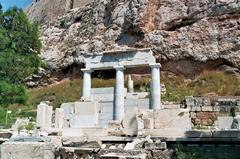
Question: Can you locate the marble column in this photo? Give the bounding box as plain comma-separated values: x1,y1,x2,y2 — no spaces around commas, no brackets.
114,66,125,120
81,68,92,99
150,63,161,109
128,75,134,93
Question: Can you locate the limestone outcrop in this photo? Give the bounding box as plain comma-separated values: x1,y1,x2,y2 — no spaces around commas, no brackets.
28,0,240,78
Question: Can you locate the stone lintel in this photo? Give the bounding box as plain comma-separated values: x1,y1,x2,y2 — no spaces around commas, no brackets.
84,49,156,70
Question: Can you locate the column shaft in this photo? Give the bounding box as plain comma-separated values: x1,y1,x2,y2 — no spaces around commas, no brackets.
128,75,134,93
82,68,92,99
114,66,125,120
150,63,161,109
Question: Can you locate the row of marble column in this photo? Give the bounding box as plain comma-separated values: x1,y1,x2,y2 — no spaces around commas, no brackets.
81,63,161,120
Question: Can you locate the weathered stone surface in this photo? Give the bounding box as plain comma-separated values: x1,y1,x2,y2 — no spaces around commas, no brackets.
185,96,195,108
36,101,53,129
126,92,149,99
137,109,154,131
124,135,153,150
139,128,187,138
144,140,167,150
218,116,234,130
153,109,191,129
49,136,62,147
55,108,64,129
122,107,138,136
9,136,51,142
84,49,155,70
1,142,56,159
231,118,240,129
192,112,216,126
61,102,74,120
70,101,99,127
62,136,88,146
202,106,213,112
107,121,124,136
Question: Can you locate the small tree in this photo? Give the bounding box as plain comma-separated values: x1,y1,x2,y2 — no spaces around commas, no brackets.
0,4,43,107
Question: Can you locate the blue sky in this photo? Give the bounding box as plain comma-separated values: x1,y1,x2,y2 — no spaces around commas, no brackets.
1,0,32,11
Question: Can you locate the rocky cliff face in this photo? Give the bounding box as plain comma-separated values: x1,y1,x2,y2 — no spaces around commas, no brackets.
29,0,240,79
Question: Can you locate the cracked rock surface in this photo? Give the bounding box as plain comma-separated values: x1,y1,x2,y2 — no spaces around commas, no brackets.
28,0,240,78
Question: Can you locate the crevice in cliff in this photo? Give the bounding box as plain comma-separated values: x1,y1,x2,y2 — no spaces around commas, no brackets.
115,25,145,46
115,7,145,46
61,63,83,78
166,18,198,31
69,0,74,9
103,0,119,28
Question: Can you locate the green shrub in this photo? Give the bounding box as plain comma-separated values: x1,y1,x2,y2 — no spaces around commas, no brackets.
0,81,28,106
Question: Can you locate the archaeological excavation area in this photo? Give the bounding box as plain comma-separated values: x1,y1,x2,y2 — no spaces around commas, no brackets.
1,49,240,159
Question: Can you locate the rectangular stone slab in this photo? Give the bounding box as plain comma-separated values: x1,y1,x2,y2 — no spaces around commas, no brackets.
125,99,150,109
150,109,191,129
84,49,155,70
36,103,46,128
62,128,107,138
74,101,98,115
91,87,114,94
1,142,56,159
70,102,99,127
218,116,234,130
61,102,74,120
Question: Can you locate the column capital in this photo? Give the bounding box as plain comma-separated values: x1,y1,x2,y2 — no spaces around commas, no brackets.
81,68,93,73
149,63,161,68
114,65,125,71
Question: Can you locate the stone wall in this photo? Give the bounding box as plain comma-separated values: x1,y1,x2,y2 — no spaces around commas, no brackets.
185,96,240,128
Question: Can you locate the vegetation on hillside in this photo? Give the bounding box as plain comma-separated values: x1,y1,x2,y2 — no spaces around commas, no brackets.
162,71,240,102
28,71,240,108
28,78,115,108
0,4,42,126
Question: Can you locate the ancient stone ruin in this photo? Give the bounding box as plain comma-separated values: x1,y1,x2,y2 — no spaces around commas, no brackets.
1,48,240,159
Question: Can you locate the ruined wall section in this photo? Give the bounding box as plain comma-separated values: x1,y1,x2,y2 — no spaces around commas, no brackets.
185,96,240,128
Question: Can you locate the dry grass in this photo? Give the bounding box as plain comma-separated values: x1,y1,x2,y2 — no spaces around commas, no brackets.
27,71,240,108
28,78,115,108
162,71,240,102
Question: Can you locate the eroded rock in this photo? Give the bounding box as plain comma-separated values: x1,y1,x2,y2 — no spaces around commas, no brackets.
26,0,240,80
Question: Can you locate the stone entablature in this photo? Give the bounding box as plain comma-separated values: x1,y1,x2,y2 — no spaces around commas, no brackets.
83,48,156,70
